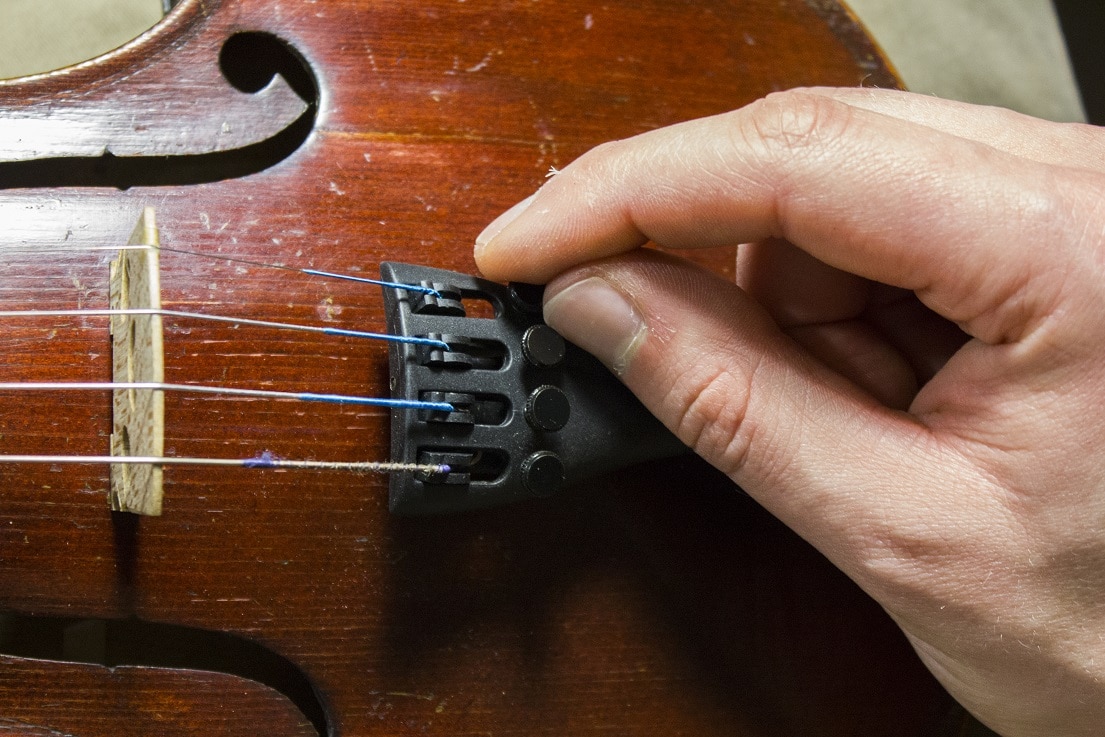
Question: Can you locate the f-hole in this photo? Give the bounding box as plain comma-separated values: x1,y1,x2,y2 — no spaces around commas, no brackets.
0,31,319,189
0,613,329,737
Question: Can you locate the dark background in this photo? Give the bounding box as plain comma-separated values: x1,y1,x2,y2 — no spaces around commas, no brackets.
1053,0,1105,124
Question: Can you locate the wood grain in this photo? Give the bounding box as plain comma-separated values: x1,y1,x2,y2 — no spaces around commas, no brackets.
0,1,965,735
0,654,316,737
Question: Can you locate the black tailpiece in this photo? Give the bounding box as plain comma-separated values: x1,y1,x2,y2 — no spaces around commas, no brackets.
380,262,687,515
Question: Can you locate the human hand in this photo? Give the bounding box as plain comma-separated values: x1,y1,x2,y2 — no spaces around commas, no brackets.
474,88,1105,737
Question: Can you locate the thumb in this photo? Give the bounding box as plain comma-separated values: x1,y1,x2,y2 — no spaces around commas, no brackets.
543,250,961,571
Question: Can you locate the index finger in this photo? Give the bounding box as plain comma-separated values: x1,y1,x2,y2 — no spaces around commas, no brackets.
475,89,1088,345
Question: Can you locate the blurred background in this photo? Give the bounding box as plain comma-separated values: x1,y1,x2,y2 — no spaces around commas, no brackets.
0,0,1101,124
1050,0,1105,123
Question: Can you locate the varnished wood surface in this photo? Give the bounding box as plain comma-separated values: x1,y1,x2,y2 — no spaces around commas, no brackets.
0,1,964,735
0,655,316,737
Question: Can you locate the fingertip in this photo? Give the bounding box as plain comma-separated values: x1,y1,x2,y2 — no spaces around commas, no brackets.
473,193,538,278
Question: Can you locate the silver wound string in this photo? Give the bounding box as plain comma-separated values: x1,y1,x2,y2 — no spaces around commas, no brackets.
0,455,449,475
0,227,440,479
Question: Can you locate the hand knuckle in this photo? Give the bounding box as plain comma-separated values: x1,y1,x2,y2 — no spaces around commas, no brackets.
666,359,758,476
737,88,856,157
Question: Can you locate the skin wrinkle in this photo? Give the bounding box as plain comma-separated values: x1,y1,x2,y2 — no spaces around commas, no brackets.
608,256,777,478
755,113,954,275
634,287,758,470
669,361,754,475
759,109,1071,342
968,169,1085,343
740,91,861,163
563,147,647,256
733,97,847,247
633,125,757,250
920,329,1093,448
671,279,777,481
922,613,1105,735
745,360,944,565
476,88,1105,734
1065,176,1105,285
975,181,1084,343
809,88,1105,171
589,138,641,215
744,367,858,504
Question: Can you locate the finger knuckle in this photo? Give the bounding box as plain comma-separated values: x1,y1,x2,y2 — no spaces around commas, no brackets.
553,138,630,207
736,89,857,160
566,138,631,182
967,175,1102,343
665,357,761,476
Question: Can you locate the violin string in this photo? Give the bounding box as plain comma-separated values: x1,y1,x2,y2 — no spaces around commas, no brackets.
0,243,441,296
0,382,454,412
0,454,449,475
155,244,443,296
0,244,449,475
0,308,449,350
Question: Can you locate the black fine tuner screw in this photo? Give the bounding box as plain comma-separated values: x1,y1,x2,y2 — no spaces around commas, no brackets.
380,261,689,516
521,450,564,497
521,324,566,367
524,385,570,431
508,282,545,313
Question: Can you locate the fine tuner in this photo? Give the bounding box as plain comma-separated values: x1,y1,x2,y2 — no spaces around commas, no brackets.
0,208,685,516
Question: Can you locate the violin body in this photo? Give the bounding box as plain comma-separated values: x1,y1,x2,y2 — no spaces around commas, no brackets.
0,1,964,734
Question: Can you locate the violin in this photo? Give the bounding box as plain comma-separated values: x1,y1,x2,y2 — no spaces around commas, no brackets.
0,1,971,734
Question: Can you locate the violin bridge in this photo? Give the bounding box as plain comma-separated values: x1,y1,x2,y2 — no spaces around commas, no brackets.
108,207,166,516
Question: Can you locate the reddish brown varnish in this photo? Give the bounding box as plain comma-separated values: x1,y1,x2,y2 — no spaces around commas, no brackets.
0,1,968,735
